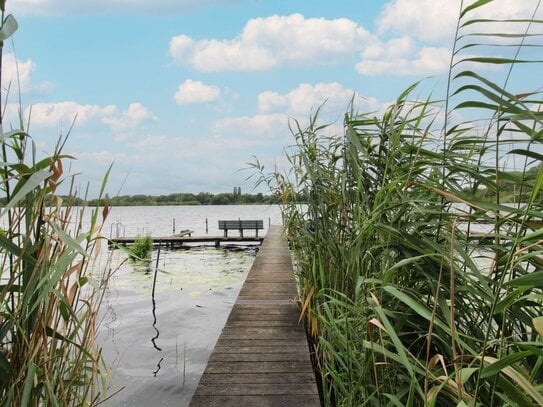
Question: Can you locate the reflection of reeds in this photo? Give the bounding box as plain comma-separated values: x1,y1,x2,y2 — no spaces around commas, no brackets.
0,8,113,405
252,1,543,405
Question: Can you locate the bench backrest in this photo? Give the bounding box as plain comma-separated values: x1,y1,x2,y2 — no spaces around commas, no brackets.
218,220,264,229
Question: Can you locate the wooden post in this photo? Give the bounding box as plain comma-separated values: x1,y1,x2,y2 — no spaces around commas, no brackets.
205,218,208,234
173,218,175,234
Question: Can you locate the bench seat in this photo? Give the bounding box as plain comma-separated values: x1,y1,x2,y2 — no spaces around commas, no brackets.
218,220,264,238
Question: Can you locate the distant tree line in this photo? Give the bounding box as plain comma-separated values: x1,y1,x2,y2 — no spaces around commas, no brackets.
0,190,308,207
83,191,282,206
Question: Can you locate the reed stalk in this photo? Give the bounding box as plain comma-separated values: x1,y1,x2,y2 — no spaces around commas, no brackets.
0,6,113,405
252,1,543,404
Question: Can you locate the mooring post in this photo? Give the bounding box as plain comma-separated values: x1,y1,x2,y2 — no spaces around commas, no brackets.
173,218,176,234
205,218,208,234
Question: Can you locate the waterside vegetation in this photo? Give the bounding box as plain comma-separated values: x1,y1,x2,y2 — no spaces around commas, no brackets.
254,1,543,405
128,235,153,263
0,5,113,405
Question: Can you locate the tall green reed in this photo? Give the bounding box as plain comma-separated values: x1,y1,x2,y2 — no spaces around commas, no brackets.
253,1,543,405
0,5,113,405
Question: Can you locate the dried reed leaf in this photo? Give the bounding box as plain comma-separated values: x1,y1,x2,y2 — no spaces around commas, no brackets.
533,316,543,337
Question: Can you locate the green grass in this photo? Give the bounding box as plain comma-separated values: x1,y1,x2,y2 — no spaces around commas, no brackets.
251,1,543,405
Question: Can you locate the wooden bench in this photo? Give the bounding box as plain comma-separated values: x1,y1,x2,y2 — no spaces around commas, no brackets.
218,219,264,238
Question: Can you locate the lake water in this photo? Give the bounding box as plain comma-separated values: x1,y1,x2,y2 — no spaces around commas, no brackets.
94,205,283,406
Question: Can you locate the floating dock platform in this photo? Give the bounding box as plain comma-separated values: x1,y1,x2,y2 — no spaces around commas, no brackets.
109,235,263,248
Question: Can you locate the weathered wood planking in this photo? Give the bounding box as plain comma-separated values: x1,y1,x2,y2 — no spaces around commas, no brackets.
189,226,320,407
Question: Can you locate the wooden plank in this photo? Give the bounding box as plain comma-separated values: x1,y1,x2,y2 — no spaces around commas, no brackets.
222,324,302,331
219,327,307,339
194,383,319,395
226,315,299,322
244,278,296,284
239,286,297,292
204,361,314,374
236,296,298,302
227,314,300,322
213,345,309,354
230,308,299,314
198,372,316,385
230,303,299,320
189,226,319,406
209,352,311,362
190,395,321,407
215,338,309,348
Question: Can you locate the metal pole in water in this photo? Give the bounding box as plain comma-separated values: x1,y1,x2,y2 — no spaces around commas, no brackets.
151,244,162,351
152,244,161,297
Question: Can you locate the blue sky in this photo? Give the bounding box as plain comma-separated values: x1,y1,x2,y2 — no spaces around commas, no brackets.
4,0,541,197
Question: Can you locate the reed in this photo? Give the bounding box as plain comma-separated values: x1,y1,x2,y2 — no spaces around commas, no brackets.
252,1,543,405
0,5,113,405
128,235,153,263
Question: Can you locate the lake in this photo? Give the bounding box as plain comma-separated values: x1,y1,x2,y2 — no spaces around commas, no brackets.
94,205,283,406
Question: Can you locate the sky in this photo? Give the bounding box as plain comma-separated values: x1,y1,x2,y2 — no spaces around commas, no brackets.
3,0,542,197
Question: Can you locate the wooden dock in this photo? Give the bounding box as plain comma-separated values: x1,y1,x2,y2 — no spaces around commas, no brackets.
189,225,320,406
109,235,263,248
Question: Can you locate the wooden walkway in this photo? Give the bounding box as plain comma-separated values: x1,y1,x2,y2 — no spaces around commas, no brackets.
109,235,263,248
190,225,320,407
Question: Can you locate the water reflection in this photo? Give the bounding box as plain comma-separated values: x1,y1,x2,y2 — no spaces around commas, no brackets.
151,295,162,352
151,246,163,354
153,357,164,377
97,238,260,406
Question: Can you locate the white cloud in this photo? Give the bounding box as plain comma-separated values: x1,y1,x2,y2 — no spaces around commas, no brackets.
377,0,543,43
362,0,543,77
209,83,386,153
258,82,380,117
169,13,372,71
212,114,289,141
77,150,128,164
101,102,158,131
357,43,451,76
361,36,415,60
174,79,221,105
27,101,116,128
377,0,458,43
2,53,52,94
24,101,157,133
